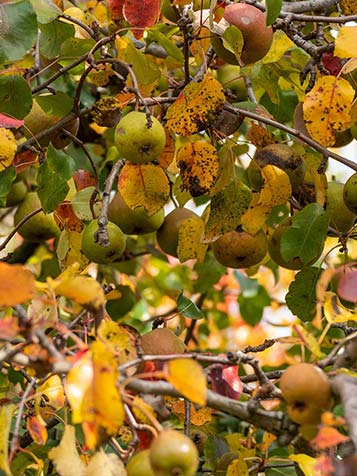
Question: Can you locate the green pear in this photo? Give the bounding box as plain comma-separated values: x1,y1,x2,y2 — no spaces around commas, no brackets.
81,219,126,264
6,181,27,207
14,192,60,242
108,191,164,234
216,65,248,101
343,173,357,214
326,181,356,234
114,111,166,164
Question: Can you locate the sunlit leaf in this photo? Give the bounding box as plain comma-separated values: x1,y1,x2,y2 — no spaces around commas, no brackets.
87,450,126,476
52,275,105,310
0,404,16,476
0,128,17,171
0,263,35,307
49,425,85,476
311,426,349,450
0,316,19,340
123,0,161,39
176,141,219,197
241,165,291,235
293,324,324,358
166,74,225,136
97,320,138,370
323,292,357,324
167,358,206,406
177,215,208,263
335,26,357,58
289,454,316,476
303,77,354,147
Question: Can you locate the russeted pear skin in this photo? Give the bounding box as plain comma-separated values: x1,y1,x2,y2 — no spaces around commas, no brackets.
280,363,332,424
212,229,267,269
141,328,186,355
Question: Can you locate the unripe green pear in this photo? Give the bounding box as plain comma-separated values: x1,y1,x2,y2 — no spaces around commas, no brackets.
108,191,164,234
127,450,156,476
156,207,198,258
343,173,357,214
81,219,126,264
114,111,166,164
149,430,199,476
326,181,356,234
216,65,248,101
212,229,267,269
14,192,60,242
6,181,27,207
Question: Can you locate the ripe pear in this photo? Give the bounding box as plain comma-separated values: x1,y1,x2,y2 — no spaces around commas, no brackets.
24,99,79,149
81,219,126,264
114,111,166,164
149,430,199,476
343,173,357,214
212,229,267,269
14,192,60,242
326,181,356,234
108,191,164,234
156,207,198,258
141,328,186,356
223,3,273,64
253,143,306,192
280,363,332,424
268,217,322,270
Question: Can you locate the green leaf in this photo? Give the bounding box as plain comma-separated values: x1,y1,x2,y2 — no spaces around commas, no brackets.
265,466,297,476
194,253,226,293
281,203,329,265
0,76,33,119
286,267,321,322
177,292,204,319
146,28,184,62
37,145,76,212
222,25,243,59
40,20,75,58
59,38,97,74
29,0,61,23
0,0,37,65
0,167,16,208
36,92,74,118
266,0,283,26
121,39,161,85
235,272,271,325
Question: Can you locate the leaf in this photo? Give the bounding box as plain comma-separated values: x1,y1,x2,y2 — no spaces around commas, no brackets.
323,292,357,324
123,0,161,39
165,74,225,136
0,404,15,476
26,415,48,445
311,426,349,450
59,38,97,74
205,180,252,242
266,0,283,25
293,324,324,358
0,128,16,171
340,0,357,14
280,203,328,265
40,19,75,58
108,0,125,19
210,365,243,400
49,425,86,476
146,27,184,62
65,341,125,450
71,187,101,222
177,291,204,319
52,275,105,310
0,263,35,306
222,26,243,58
241,165,292,235
87,450,126,476
36,92,74,118
335,26,357,58
29,0,61,23
118,163,170,215
0,167,16,208
289,454,316,476
303,77,355,147
177,215,208,263
171,401,213,426
0,76,33,120
97,320,138,369
0,114,24,129
176,141,219,197
338,270,357,303
286,268,321,322
235,272,271,326
0,0,37,65
167,358,206,406
56,230,89,271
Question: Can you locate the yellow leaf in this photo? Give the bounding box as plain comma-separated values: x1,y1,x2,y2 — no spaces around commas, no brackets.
132,396,157,425
289,454,316,476
177,215,208,263
241,165,291,235
176,141,219,196
171,400,213,426
0,262,35,307
261,30,295,64
323,291,357,324
0,128,16,171
294,324,324,358
118,163,170,215
335,26,357,58
56,230,90,271
49,425,86,476
0,404,15,476
303,77,355,147
65,341,125,450
165,74,225,136
87,450,126,476
97,321,138,371
340,0,357,14
227,458,249,476
167,358,206,406
52,275,105,310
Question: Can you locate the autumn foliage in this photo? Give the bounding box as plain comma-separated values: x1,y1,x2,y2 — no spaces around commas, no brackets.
1,0,357,475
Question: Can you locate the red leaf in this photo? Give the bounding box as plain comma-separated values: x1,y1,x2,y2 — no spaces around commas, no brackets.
123,0,161,39
0,113,24,129
338,270,357,303
108,0,125,20
321,53,343,76
210,364,242,400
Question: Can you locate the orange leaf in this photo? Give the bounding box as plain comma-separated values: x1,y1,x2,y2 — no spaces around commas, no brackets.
0,263,35,307
0,316,19,340
165,74,225,136
124,0,161,39
118,162,170,215
54,202,83,232
246,124,275,149
166,358,206,406
311,426,350,450
303,77,354,147
171,400,213,426
26,415,48,445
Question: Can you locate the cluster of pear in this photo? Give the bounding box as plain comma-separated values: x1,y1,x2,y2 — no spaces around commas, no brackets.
127,430,199,476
